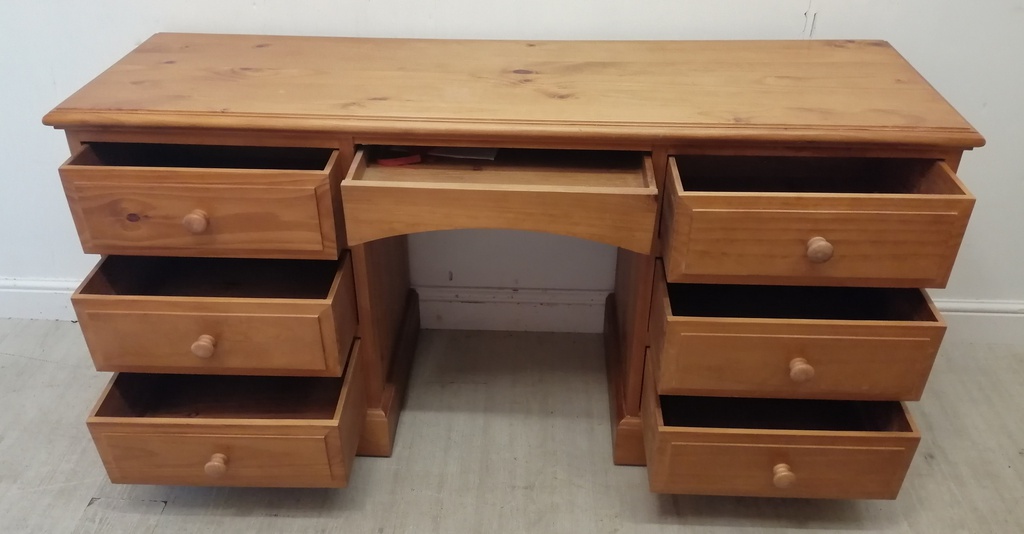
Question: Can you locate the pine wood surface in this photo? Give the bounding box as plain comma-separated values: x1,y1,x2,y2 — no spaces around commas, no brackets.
86,341,366,488
59,145,343,259
350,236,411,409
650,262,946,401
661,157,975,287
36,33,988,500
641,358,920,499
342,150,659,252
43,34,983,148
613,249,656,415
357,291,421,457
72,255,356,377
604,294,647,466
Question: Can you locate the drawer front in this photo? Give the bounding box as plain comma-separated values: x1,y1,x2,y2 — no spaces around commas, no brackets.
93,433,336,487
662,157,974,287
653,333,939,400
79,311,332,375
59,145,342,259
651,262,945,400
88,341,367,488
649,441,912,499
68,183,332,256
73,255,357,377
641,361,920,499
341,149,659,254
679,209,961,284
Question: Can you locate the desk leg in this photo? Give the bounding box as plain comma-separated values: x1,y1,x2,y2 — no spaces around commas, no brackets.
606,294,647,466
614,248,655,415
351,236,415,457
608,247,655,465
358,291,420,457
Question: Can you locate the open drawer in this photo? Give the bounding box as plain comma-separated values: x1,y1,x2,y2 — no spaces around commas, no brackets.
341,148,658,253
72,253,356,377
59,143,344,259
641,359,920,499
661,155,975,287
87,341,366,488
650,261,945,401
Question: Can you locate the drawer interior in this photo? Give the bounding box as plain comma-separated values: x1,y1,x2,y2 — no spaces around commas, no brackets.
660,396,911,432
95,373,342,420
80,256,338,299
676,155,964,194
357,146,648,188
667,283,938,322
73,142,334,170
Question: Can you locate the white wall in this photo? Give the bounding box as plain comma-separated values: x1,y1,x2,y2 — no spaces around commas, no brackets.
2,1,1022,336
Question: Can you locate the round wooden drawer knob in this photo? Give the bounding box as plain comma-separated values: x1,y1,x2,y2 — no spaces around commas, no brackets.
773,463,796,489
182,209,209,234
806,236,834,263
191,335,217,358
204,453,228,477
789,358,815,382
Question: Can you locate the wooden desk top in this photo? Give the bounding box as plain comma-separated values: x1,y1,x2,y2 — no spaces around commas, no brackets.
44,33,983,148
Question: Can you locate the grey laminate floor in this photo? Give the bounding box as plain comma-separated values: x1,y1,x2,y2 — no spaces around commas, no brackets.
0,318,1022,533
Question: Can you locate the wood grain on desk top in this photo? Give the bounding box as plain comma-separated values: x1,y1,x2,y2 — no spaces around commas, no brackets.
43,33,983,147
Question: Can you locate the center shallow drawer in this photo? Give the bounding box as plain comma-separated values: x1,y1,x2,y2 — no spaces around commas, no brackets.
59,142,343,259
340,148,658,253
641,360,920,499
72,253,356,377
661,155,974,287
87,341,366,488
650,261,945,400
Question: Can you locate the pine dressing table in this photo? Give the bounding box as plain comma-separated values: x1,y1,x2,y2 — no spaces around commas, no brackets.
43,33,981,498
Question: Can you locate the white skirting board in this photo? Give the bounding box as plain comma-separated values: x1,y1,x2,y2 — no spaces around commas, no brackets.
2,279,1022,344
418,287,1024,344
416,286,607,334
927,299,1024,345
0,278,79,321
